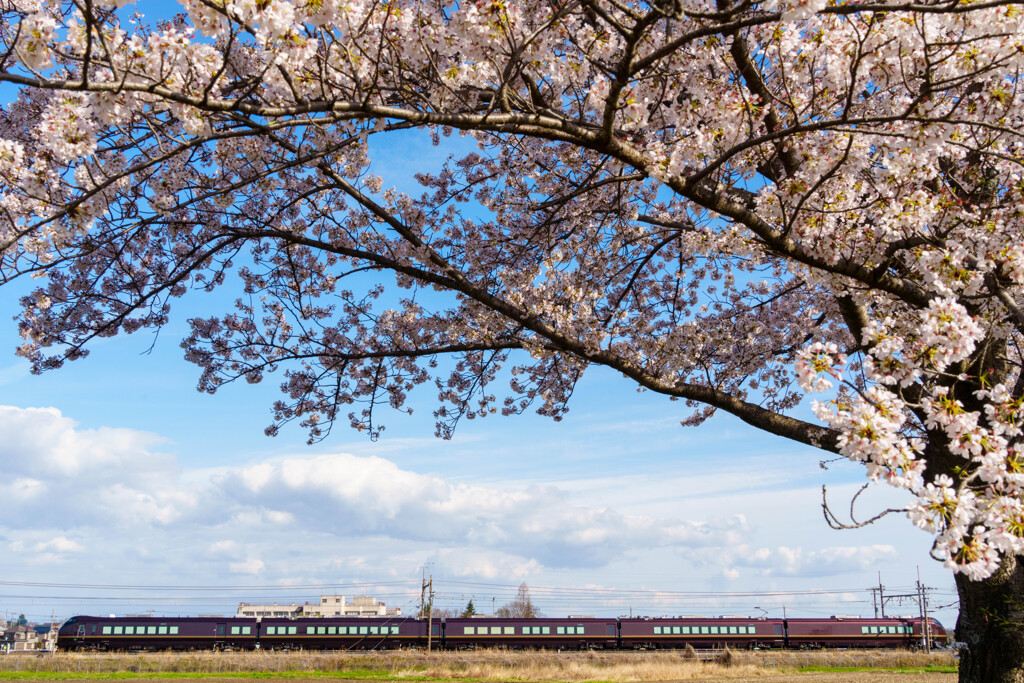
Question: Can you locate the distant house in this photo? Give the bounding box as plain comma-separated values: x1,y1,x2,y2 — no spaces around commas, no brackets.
1,624,40,651
33,625,59,651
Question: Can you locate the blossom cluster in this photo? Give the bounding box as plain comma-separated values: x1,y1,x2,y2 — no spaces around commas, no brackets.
0,0,1021,583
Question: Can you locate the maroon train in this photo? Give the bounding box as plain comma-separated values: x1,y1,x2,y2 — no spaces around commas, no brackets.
57,613,948,651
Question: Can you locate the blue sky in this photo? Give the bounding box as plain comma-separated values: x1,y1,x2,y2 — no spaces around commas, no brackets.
0,277,960,627
0,2,959,631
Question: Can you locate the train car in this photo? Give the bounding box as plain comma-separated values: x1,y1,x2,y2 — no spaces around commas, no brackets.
258,616,426,650
57,615,259,651
441,617,619,650
784,617,914,648
783,616,949,649
618,617,781,650
56,613,950,652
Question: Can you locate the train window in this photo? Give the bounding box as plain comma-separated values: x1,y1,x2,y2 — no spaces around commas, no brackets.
432,625,439,636
266,627,276,635
113,626,124,635
542,627,550,634
328,627,337,635
465,626,475,635
305,626,315,634
338,627,347,634
672,627,680,635
889,627,897,634
91,625,97,634
159,626,168,635
711,627,720,634
607,626,615,636
124,626,134,635
392,626,400,634
102,626,112,635
170,626,179,635
701,627,709,634
318,627,327,635
729,627,737,634
504,627,513,635
288,627,297,635
681,627,690,634
232,627,241,635
370,627,379,634
558,627,566,634
359,627,368,635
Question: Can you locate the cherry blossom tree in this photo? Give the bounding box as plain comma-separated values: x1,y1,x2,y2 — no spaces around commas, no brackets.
0,0,1022,678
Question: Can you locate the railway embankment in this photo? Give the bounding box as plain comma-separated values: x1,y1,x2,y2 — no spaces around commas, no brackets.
0,649,958,679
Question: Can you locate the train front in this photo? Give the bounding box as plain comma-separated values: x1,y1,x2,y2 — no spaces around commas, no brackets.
922,617,950,648
56,616,89,651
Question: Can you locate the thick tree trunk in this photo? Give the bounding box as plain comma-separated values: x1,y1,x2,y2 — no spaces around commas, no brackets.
956,554,1024,683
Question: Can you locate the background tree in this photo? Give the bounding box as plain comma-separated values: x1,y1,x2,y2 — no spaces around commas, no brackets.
0,0,1022,680
422,605,453,619
495,583,541,619
460,600,476,618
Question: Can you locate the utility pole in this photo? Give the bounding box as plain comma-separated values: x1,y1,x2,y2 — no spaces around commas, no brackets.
878,573,886,618
420,566,427,619
916,570,931,654
426,575,435,652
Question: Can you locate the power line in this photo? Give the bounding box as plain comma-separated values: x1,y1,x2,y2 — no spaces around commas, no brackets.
0,580,420,591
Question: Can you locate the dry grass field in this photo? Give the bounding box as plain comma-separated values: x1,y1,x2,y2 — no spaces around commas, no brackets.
0,649,957,681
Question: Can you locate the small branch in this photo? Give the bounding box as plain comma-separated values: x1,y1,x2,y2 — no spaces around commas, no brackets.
822,484,905,530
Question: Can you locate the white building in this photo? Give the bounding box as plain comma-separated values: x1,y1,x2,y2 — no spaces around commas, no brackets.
235,603,303,619
237,595,401,619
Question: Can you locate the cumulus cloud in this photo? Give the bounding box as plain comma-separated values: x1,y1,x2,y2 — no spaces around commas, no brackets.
0,405,199,528
699,543,900,578
0,405,913,595
213,452,749,568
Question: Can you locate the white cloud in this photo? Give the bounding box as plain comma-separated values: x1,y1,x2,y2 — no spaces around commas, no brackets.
33,537,84,553
230,558,265,575
699,543,900,578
